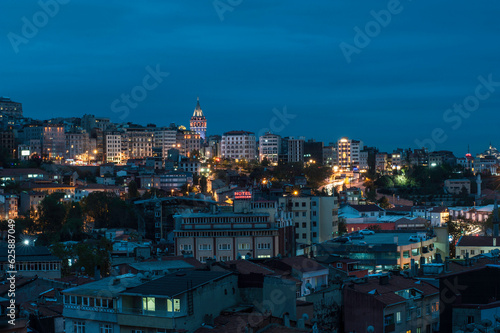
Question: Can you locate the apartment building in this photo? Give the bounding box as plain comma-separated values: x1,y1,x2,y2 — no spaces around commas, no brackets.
258,132,281,165
221,130,257,161
277,195,339,245
344,275,439,333
337,137,363,170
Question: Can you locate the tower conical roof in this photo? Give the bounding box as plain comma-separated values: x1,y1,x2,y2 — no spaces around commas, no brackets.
192,97,205,118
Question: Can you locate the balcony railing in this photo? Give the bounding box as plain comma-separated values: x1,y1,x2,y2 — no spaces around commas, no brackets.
64,304,116,313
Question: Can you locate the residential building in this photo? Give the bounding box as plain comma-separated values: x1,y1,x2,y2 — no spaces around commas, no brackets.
323,144,337,166
286,136,305,163
189,97,207,140
0,96,22,118
104,131,123,163
456,236,500,257
0,193,18,219
65,131,90,160
344,275,439,333
439,265,500,332
304,139,323,165
19,191,46,216
124,128,154,159
174,209,279,262
277,195,339,245
0,130,16,158
176,129,201,158
337,137,363,170
0,245,62,279
151,126,177,159
411,206,449,227
444,179,471,195
221,130,257,161
258,132,281,165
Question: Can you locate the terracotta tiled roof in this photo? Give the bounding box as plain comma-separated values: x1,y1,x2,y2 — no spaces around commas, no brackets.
347,275,438,306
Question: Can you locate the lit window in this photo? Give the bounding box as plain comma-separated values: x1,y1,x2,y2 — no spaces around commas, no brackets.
167,299,181,312
142,297,155,312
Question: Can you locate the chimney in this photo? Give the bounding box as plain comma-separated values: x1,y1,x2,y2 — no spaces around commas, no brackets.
494,238,497,247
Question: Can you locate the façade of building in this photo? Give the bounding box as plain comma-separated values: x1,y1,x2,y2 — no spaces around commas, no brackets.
189,97,207,141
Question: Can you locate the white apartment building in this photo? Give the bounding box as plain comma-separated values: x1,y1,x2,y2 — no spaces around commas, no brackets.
287,136,305,163
277,196,339,245
151,127,177,158
221,130,257,161
105,132,123,163
337,137,363,170
259,133,281,165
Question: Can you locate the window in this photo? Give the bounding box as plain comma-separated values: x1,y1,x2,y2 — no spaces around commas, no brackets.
257,243,271,250
302,212,306,217
426,304,430,315
396,311,401,323
218,244,231,250
403,251,410,259
142,297,155,312
470,250,475,255
295,212,299,217
407,309,411,321
199,244,211,250
336,263,343,268
180,244,192,251
312,211,317,217
167,298,181,312
302,222,307,228
74,322,85,333
132,330,144,333
82,297,90,306
99,324,113,333
384,313,394,326
302,233,306,239
426,325,431,333
416,328,421,333
416,307,422,318
238,243,250,250
295,202,299,207
302,202,306,207
312,232,317,238
220,256,231,261
467,316,474,324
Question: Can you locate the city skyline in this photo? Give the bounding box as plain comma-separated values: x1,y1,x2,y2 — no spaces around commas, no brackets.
2,1,500,155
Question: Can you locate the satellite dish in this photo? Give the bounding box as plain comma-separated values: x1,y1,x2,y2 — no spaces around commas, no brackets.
367,326,375,333
302,313,309,321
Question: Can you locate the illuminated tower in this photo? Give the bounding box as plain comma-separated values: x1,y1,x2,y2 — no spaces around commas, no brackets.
189,97,207,140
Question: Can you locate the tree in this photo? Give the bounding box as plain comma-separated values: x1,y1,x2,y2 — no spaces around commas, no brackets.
377,196,391,209
128,180,139,198
200,176,208,193
37,193,66,241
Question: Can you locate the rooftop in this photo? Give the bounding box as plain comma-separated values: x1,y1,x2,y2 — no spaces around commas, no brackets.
457,236,500,247
122,270,233,298
62,274,143,297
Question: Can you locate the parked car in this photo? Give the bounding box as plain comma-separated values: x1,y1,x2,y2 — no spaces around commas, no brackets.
332,236,351,243
359,229,375,235
349,233,365,240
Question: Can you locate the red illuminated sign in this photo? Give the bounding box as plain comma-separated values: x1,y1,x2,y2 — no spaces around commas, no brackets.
234,191,252,200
